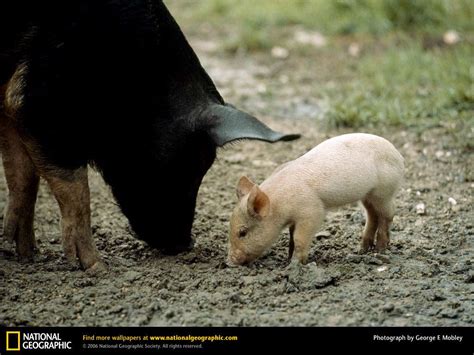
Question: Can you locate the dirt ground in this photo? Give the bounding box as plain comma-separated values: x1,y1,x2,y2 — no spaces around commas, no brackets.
1,38,473,327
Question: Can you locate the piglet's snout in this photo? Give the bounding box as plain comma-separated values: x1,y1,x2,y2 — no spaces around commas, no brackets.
226,249,247,266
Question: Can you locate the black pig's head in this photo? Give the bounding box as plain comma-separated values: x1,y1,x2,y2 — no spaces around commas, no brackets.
101,102,299,255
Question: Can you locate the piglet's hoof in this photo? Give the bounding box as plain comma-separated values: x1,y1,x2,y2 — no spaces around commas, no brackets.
286,259,306,279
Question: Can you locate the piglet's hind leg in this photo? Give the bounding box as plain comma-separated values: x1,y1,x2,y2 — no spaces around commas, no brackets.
360,200,378,253
372,199,395,252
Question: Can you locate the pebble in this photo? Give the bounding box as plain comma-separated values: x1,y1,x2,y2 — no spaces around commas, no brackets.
271,46,289,59
315,231,331,240
443,30,460,45
416,203,426,215
348,43,360,57
294,30,327,47
252,160,276,167
448,197,460,212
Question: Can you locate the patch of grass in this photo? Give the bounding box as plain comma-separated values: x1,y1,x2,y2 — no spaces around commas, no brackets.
168,0,474,51
324,43,474,128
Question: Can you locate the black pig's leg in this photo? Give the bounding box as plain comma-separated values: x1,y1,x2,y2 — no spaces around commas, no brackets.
40,167,103,271
0,119,39,260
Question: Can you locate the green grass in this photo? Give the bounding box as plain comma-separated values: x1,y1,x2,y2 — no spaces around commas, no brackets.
325,43,474,129
169,0,474,51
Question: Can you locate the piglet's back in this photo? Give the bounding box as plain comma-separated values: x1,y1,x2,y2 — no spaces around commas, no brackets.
275,133,404,208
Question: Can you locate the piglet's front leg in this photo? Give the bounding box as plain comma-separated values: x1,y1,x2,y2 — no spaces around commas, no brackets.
286,217,323,281
289,216,323,265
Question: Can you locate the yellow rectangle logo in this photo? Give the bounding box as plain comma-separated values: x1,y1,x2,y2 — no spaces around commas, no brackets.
6,331,21,351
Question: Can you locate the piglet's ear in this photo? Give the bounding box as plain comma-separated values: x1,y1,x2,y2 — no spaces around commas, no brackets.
237,176,255,200
206,104,300,147
247,185,270,219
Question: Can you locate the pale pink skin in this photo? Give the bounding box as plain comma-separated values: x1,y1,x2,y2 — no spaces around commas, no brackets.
228,133,404,266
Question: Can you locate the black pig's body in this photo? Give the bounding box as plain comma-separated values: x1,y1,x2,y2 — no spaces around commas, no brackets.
0,0,298,261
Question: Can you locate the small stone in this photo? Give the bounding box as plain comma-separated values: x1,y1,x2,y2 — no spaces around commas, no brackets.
416,203,426,215
376,266,388,272
285,282,298,293
315,231,331,240
443,30,460,45
252,160,276,167
435,150,444,158
294,30,327,48
271,46,289,59
382,303,394,312
448,197,457,206
348,43,360,57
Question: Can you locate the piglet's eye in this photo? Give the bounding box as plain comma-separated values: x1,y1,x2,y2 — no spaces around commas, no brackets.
238,228,248,238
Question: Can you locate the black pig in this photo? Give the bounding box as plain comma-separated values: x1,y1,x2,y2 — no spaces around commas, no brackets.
0,0,299,270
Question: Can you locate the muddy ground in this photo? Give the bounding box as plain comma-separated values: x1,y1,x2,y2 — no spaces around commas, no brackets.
1,37,473,327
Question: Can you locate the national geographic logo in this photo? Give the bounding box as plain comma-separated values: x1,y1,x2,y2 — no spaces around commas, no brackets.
6,332,20,351
5,331,72,351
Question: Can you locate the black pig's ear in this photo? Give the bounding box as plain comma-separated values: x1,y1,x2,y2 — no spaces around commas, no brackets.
205,104,301,147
